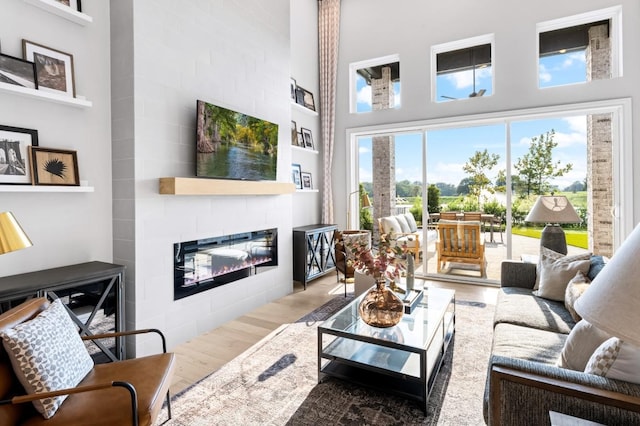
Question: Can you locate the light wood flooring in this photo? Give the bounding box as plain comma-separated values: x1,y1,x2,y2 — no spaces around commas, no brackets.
168,273,499,395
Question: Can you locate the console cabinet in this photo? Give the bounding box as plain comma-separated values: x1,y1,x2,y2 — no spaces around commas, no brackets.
0,261,125,362
293,224,337,288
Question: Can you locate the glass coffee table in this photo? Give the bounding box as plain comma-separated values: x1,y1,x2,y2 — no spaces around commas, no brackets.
317,286,455,414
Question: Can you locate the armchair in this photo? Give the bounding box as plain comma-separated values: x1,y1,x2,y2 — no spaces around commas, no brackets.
0,297,175,426
436,220,486,277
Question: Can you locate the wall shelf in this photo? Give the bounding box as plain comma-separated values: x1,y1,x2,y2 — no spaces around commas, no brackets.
296,189,319,193
292,145,319,155
0,185,94,193
291,101,318,116
159,177,295,195
22,0,93,25
0,82,92,108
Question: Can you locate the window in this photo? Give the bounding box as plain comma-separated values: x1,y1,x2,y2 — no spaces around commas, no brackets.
432,34,494,103
537,6,622,88
349,55,400,113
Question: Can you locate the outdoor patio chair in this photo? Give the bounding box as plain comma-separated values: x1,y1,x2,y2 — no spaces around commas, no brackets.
436,220,486,277
439,211,460,221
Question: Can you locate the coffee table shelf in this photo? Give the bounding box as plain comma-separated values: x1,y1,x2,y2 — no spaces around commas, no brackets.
318,286,455,414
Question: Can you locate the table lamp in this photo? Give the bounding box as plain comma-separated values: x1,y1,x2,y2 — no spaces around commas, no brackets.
0,211,32,254
575,223,640,346
525,195,581,255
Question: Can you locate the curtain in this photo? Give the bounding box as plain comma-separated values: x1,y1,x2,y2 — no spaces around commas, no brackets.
318,0,340,224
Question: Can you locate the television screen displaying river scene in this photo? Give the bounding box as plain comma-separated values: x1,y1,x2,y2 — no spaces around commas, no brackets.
196,100,278,181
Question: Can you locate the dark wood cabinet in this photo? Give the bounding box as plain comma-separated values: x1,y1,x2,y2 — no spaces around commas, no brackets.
293,224,337,288
0,261,125,362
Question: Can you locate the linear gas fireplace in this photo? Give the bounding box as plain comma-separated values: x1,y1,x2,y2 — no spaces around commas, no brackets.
173,228,277,300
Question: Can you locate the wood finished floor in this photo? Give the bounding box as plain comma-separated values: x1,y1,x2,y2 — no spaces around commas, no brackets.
168,274,499,395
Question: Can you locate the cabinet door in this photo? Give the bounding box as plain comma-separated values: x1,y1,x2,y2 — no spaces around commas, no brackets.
321,229,336,270
306,232,323,278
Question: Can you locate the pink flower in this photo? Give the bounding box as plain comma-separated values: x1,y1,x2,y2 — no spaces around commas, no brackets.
348,233,408,281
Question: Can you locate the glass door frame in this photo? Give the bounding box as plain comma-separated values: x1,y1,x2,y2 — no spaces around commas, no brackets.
345,98,633,283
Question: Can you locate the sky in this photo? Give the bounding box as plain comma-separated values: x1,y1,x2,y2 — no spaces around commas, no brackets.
356,50,590,193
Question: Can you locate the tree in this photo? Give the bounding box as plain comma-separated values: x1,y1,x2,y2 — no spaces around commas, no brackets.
427,184,440,213
514,130,573,196
456,177,472,195
435,182,457,196
462,149,500,205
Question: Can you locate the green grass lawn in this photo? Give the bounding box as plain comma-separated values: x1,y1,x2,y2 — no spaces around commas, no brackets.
512,226,588,249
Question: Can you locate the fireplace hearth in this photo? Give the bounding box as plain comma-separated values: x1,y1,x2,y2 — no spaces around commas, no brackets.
173,228,277,300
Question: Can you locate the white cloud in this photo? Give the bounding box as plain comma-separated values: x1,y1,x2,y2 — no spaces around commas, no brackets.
359,146,371,155
539,64,552,83
359,167,371,182
357,85,372,107
562,51,586,69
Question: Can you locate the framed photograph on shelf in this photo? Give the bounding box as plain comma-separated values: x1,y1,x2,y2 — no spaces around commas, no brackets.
0,125,38,185
291,163,302,190
0,53,37,89
29,147,79,186
297,132,304,147
291,120,298,146
22,40,75,97
290,77,297,101
301,127,314,149
53,0,82,12
301,172,312,190
299,87,315,111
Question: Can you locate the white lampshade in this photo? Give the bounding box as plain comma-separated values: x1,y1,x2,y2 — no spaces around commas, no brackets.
575,223,640,346
0,211,32,254
525,195,581,224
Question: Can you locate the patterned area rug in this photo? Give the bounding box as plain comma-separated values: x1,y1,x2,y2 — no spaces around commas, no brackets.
156,294,495,426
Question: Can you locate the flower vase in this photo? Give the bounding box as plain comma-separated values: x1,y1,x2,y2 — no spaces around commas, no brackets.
358,279,404,327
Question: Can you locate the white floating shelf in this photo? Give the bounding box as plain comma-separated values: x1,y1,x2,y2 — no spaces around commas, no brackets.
292,145,319,155
0,82,92,108
159,177,295,195
296,189,319,193
291,101,318,116
0,185,94,193
22,0,93,25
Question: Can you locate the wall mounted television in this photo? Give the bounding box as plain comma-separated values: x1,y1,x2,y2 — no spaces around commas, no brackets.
196,99,278,181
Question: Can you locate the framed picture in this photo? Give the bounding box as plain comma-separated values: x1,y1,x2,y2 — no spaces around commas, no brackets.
29,147,79,186
291,163,302,190
291,120,298,146
301,127,314,149
296,132,304,147
301,172,312,190
22,40,75,97
0,53,37,90
301,87,315,111
53,0,82,12
295,86,305,106
290,77,297,101
0,125,38,185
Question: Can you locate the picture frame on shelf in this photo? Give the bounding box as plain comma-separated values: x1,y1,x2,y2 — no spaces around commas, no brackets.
0,125,38,185
29,147,79,186
0,53,37,90
297,132,304,147
290,77,297,101
53,0,82,12
291,120,298,146
301,127,314,149
295,86,305,106
22,40,75,98
291,163,302,190
301,172,312,190
299,87,315,111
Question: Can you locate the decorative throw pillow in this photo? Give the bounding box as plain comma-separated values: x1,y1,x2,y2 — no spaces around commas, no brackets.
404,213,418,232
533,247,591,301
395,214,411,233
534,246,565,290
558,320,612,371
0,299,94,419
587,255,608,281
585,337,640,384
564,270,591,322
380,216,402,236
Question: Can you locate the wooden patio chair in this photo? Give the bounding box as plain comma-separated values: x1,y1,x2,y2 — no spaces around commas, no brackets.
462,211,482,221
436,221,486,277
439,211,460,221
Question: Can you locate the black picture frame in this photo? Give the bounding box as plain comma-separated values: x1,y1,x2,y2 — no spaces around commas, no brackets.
290,77,297,101
29,147,80,186
0,125,38,185
301,172,312,190
291,120,298,146
301,127,314,149
295,86,305,106
291,163,302,190
0,53,37,90
23,39,76,98
53,0,81,11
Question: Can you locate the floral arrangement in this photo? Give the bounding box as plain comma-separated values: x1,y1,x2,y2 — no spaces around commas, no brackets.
347,233,408,282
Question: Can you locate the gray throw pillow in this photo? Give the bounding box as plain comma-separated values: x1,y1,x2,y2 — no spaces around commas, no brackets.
533,247,591,301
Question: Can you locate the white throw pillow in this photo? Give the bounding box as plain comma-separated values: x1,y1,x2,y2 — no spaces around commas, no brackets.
395,215,411,233
380,216,402,236
558,320,612,371
585,337,640,384
564,270,591,322
0,299,94,419
404,213,418,232
533,247,591,301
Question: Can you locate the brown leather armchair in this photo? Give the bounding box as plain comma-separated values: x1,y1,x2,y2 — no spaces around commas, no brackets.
0,297,175,426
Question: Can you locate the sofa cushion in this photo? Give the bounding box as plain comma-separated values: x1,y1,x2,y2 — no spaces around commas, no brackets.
558,319,612,371
380,216,402,235
403,213,418,232
587,255,608,281
492,323,567,365
395,214,411,233
585,337,640,384
396,235,419,248
564,271,590,322
494,287,576,334
534,247,591,301
0,299,94,419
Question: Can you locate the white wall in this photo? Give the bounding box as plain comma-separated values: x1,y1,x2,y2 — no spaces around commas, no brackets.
111,0,296,355
333,0,640,229
0,1,113,275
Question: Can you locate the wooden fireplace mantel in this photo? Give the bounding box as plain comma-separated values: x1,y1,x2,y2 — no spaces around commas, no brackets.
159,177,295,195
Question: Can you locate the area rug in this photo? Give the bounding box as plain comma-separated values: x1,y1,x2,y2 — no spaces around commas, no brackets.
156,294,495,426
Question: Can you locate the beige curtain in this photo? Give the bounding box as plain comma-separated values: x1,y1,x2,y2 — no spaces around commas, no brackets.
318,0,340,224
